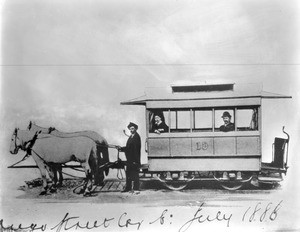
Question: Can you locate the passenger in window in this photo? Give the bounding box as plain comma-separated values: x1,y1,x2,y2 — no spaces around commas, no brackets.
152,114,169,134
249,109,258,130
220,111,235,132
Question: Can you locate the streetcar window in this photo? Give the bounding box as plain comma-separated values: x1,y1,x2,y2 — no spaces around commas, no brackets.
170,111,176,129
149,110,169,133
214,109,235,132
170,110,191,132
237,108,258,131
193,110,213,132
148,108,258,133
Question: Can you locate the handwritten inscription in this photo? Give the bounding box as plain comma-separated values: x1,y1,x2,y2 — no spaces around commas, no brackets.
242,201,282,222
0,201,283,232
51,213,114,232
118,213,143,230
0,220,47,232
179,202,232,232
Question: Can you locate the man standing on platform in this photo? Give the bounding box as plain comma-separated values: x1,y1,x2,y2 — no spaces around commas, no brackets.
118,122,141,192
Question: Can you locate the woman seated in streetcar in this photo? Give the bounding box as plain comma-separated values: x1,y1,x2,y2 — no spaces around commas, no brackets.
151,113,169,134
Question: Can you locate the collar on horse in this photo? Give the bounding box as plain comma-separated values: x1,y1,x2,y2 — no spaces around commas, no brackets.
24,131,39,152
24,132,50,165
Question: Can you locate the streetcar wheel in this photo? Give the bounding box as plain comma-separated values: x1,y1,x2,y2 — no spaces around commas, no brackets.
219,182,244,191
163,181,189,191
156,174,194,191
213,173,253,191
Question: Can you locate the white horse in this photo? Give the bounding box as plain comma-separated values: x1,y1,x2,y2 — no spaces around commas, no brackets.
27,121,110,185
10,128,98,196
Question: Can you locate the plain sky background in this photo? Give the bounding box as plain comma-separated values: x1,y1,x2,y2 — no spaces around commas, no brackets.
0,0,300,231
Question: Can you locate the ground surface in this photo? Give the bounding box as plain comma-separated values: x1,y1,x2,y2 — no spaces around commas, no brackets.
16,177,278,206
1,176,299,232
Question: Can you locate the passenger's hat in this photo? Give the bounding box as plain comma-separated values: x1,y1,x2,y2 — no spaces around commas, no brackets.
221,111,232,118
127,122,138,129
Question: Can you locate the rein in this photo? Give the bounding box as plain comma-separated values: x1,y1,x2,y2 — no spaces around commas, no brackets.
30,148,51,166
25,132,39,151
7,153,31,168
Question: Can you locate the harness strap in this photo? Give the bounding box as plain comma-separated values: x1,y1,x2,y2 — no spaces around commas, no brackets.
26,132,39,151
7,153,31,168
30,149,50,166
61,163,85,173
96,143,120,149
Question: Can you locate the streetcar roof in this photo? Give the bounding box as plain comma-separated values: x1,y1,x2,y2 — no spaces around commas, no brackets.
121,83,291,106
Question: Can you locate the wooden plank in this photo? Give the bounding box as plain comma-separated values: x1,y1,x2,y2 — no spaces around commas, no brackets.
148,138,170,156
214,137,236,155
8,165,83,169
100,181,113,191
148,131,260,138
170,138,191,157
237,137,260,154
148,158,260,171
146,98,261,108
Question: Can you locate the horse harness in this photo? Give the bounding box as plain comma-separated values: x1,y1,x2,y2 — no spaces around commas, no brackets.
11,130,126,179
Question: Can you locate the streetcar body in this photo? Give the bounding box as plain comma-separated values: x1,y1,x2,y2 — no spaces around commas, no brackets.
121,83,291,189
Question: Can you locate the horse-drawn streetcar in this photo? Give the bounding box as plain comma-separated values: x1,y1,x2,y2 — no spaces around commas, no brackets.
121,82,291,190
9,82,291,193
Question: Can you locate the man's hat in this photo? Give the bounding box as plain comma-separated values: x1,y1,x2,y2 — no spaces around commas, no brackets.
127,122,138,129
221,111,232,118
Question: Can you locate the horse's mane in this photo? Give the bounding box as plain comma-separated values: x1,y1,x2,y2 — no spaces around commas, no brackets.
29,121,95,134
28,121,56,134
28,121,108,144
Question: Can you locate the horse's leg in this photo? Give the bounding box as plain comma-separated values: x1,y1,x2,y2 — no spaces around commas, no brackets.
52,165,58,186
96,157,105,186
79,161,93,196
91,147,104,187
57,164,63,187
83,148,99,196
94,146,103,185
74,162,90,195
32,158,49,195
85,168,93,196
102,146,110,176
45,164,57,193
50,164,63,188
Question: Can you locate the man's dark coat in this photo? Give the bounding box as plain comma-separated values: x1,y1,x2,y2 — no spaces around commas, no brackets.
121,132,141,191
122,132,141,166
220,122,235,132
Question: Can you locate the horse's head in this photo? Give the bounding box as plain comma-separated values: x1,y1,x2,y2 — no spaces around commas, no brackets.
10,129,41,154
10,128,21,154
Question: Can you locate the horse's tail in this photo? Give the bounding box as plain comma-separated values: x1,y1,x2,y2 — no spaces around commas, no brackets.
90,143,105,186
96,143,110,176
101,144,110,164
